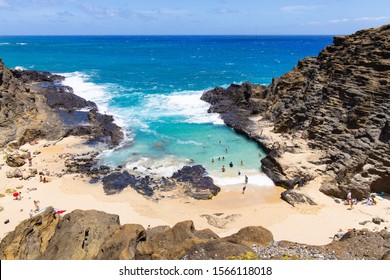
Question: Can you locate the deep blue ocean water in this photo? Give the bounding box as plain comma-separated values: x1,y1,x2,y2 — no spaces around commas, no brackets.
0,35,333,186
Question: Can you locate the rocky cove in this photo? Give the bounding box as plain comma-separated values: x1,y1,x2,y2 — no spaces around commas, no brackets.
201,24,390,202
0,24,389,260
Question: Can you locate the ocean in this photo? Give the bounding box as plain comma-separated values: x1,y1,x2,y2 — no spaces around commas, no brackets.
0,35,333,187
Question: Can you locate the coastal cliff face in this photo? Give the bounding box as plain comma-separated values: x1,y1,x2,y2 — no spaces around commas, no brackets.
0,207,388,260
202,24,390,200
0,59,123,149
0,59,65,148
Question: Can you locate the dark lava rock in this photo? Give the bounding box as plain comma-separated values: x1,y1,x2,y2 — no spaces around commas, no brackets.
43,84,96,111
102,171,154,196
171,165,221,199
102,171,133,195
281,189,316,207
201,24,390,200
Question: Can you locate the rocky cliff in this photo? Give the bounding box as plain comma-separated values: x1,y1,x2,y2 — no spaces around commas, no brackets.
0,207,388,260
0,59,65,148
0,59,123,149
201,24,390,200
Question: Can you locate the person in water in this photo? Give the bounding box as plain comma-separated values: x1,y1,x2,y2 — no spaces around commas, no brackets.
222,166,226,172
229,162,233,168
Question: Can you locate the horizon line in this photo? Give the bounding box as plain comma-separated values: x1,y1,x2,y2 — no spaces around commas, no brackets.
0,34,338,37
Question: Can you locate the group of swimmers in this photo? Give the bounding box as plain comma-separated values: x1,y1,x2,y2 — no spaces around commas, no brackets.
210,142,253,194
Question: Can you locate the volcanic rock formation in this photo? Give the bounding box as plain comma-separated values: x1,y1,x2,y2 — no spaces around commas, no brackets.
0,60,123,149
201,24,390,200
0,207,388,260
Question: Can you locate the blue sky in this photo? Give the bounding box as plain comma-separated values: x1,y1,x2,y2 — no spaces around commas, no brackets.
0,0,389,35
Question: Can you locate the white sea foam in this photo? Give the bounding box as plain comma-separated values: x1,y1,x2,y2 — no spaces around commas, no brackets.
125,155,190,177
15,66,27,71
60,72,110,111
0,42,10,45
60,72,127,127
142,90,224,125
16,43,27,46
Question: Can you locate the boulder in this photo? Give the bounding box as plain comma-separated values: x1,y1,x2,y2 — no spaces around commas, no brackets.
280,189,316,207
171,165,221,199
6,169,23,178
5,154,26,167
96,224,145,260
222,226,274,247
0,207,60,260
40,210,120,260
135,220,218,260
102,171,154,196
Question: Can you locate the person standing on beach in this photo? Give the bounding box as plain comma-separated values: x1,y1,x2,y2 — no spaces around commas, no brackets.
245,175,248,184
222,166,226,172
242,185,246,194
347,190,353,210
34,200,40,212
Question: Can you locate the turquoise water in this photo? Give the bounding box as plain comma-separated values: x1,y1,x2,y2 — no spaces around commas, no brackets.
0,36,333,186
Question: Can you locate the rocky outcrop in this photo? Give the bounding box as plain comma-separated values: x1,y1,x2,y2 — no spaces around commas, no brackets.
0,58,65,148
40,209,120,260
0,207,60,260
280,189,316,207
1,208,388,260
102,171,154,196
0,59,123,149
201,24,390,200
101,165,220,200
171,165,221,199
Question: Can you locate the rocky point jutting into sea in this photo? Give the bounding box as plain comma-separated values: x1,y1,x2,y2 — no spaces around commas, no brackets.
0,25,389,260
202,24,390,201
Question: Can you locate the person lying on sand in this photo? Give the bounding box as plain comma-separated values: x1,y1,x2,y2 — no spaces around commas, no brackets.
333,229,345,240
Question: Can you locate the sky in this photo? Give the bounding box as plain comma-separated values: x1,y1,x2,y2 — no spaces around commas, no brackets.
0,0,389,35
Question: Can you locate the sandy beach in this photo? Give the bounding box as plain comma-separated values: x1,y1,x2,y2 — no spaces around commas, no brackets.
0,136,389,246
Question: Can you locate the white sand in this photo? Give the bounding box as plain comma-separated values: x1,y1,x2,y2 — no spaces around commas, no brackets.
0,136,389,246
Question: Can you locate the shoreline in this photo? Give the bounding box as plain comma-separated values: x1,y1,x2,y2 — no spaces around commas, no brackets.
1,136,389,246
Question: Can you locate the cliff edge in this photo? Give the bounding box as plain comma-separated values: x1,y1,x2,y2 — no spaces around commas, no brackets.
0,59,123,149
202,24,390,200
